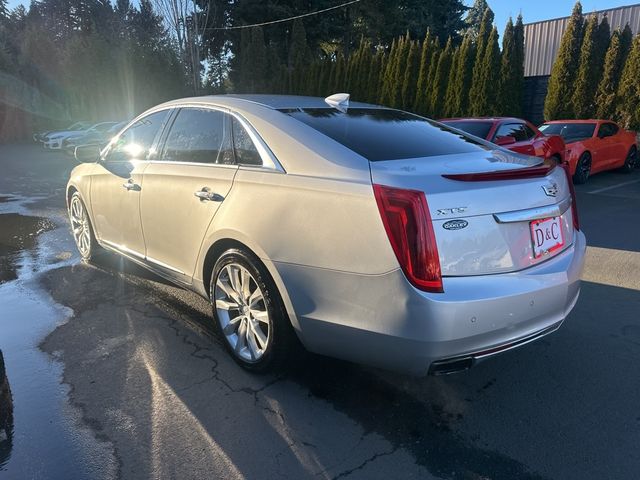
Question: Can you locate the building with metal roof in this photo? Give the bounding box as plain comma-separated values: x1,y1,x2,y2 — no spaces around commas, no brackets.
522,2,640,124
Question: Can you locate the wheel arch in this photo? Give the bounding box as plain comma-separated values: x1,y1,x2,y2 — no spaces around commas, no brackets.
66,184,78,208
199,235,304,339
66,181,100,243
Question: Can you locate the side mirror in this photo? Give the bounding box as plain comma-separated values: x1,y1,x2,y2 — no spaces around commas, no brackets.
495,135,517,146
74,144,101,163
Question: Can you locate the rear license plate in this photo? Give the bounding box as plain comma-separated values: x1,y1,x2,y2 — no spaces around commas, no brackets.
530,217,564,258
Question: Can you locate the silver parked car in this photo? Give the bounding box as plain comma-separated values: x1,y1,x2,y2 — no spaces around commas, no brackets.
67,94,586,375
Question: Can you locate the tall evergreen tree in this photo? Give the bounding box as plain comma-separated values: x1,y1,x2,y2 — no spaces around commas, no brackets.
430,37,453,118
389,33,410,108
463,0,489,39
423,38,441,115
471,26,500,116
513,14,525,114
354,40,373,101
450,33,475,116
595,29,625,119
499,17,522,116
289,19,311,94
468,7,494,115
443,44,461,117
379,38,398,104
413,30,432,114
250,26,267,93
366,48,384,103
616,33,640,129
401,40,419,110
544,1,584,120
620,23,634,56
572,14,609,118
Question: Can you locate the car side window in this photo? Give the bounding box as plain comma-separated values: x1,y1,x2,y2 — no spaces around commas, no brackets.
598,123,618,138
523,124,537,140
105,110,169,162
161,108,235,165
231,117,263,166
605,123,618,137
495,123,527,142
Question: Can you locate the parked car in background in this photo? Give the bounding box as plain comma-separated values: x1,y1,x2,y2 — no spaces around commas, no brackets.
440,117,566,164
539,120,638,184
33,121,91,143
67,94,585,376
63,121,125,156
44,121,117,150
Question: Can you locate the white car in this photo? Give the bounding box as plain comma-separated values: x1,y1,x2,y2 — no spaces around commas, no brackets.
67,94,586,375
44,122,117,150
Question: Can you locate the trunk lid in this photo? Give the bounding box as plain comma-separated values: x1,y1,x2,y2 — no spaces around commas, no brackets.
370,149,575,276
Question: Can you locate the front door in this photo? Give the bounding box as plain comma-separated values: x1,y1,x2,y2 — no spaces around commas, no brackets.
90,109,171,258
593,122,621,169
139,107,238,280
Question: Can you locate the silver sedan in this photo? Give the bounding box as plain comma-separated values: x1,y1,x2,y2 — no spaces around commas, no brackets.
67,94,586,375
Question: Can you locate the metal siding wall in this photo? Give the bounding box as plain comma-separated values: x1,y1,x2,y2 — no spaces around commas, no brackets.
524,4,640,77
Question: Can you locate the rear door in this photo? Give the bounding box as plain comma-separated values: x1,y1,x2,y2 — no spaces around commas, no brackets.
90,109,170,258
139,106,238,282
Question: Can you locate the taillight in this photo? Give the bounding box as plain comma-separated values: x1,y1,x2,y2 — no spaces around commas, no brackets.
373,184,443,293
560,163,580,230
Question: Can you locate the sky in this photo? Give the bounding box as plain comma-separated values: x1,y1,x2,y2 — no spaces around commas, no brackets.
5,0,637,32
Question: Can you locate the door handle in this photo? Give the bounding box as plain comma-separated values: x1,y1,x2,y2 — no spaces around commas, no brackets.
122,179,140,191
194,188,224,202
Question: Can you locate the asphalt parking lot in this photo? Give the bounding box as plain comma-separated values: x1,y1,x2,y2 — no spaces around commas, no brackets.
0,144,639,480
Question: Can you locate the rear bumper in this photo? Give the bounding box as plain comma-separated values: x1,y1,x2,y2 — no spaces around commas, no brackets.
277,230,586,376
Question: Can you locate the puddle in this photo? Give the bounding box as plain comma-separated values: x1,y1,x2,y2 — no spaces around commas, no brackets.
0,207,117,479
0,213,55,283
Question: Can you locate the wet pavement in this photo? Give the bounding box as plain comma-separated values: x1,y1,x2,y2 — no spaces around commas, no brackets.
0,144,639,479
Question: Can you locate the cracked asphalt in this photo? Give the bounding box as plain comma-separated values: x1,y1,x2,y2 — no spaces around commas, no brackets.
1,144,639,479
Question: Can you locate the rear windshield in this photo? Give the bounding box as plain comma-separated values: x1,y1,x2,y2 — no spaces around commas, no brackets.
539,123,596,142
441,121,493,140
280,108,489,161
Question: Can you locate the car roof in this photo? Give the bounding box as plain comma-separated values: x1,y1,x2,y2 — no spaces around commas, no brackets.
156,94,381,111
542,119,604,124
441,117,526,123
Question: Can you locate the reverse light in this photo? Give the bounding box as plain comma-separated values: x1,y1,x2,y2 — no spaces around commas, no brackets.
373,184,443,293
560,163,580,230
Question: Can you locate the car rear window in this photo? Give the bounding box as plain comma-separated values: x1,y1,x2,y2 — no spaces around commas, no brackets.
280,108,489,161
539,123,596,142
441,121,493,140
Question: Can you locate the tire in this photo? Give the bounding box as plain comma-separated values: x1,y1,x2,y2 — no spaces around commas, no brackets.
620,146,638,174
210,248,294,372
573,152,591,184
68,192,100,262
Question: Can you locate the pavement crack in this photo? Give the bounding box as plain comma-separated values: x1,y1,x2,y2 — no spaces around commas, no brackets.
329,446,399,480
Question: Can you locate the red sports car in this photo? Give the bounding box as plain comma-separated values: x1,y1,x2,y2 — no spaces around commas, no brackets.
538,120,638,184
440,117,566,163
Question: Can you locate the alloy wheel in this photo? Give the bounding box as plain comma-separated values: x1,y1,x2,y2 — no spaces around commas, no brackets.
580,155,591,177
629,148,638,169
214,263,271,362
69,195,91,258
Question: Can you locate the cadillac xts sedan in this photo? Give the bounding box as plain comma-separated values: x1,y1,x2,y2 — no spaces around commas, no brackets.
67,94,586,375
